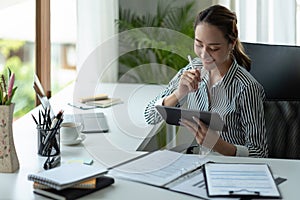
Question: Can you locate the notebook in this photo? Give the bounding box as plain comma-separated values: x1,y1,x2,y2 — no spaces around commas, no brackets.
28,163,108,190
33,178,97,189
85,98,123,108
33,176,114,200
33,74,109,133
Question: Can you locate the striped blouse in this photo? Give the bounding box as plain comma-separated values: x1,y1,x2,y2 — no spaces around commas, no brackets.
144,58,268,158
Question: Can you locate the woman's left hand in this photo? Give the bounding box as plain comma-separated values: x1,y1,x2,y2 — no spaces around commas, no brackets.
179,116,220,149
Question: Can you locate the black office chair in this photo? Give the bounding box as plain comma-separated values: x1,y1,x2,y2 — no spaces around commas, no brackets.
244,42,300,159
263,101,300,159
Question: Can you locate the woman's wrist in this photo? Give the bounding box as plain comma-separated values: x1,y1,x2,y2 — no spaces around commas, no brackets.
213,138,237,156
163,90,184,106
173,89,186,101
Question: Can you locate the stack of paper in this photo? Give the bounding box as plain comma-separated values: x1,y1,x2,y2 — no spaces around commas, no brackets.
109,150,208,187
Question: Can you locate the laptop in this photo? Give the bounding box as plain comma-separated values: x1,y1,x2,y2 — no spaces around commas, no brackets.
33,75,109,133
63,112,109,133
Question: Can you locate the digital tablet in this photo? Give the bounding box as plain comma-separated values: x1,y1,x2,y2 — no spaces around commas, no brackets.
155,105,227,131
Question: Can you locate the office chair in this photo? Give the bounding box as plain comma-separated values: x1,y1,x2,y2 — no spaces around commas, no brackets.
245,42,300,159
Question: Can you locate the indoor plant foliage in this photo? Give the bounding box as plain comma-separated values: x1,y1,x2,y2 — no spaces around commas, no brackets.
117,0,196,83
117,0,196,149
0,67,17,105
0,67,19,173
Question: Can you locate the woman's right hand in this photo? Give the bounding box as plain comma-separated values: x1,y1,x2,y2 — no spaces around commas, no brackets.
174,69,201,100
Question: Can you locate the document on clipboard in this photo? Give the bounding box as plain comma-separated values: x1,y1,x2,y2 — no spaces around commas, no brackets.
155,105,227,131
203,162,281,198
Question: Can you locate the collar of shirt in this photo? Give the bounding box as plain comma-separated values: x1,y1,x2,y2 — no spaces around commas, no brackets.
219,59,239,89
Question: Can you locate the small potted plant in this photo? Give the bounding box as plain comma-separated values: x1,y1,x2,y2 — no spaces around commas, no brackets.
0,67,19,173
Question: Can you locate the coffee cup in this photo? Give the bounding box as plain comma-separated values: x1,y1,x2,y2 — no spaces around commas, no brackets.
60,122,83,144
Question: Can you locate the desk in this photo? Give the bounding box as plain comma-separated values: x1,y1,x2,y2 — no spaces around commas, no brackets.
1,83,299,199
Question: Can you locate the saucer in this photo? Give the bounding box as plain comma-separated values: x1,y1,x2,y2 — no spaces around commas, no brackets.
62,135,86,146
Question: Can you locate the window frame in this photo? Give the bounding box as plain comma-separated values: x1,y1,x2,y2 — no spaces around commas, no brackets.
35,0,51,104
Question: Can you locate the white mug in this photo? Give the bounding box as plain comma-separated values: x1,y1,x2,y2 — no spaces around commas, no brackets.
60,122,83,143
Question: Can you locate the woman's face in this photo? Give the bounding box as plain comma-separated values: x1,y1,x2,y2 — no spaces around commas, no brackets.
194,22,233,71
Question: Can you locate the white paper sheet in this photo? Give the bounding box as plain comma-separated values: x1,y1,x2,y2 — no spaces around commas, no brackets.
167,169,234,200
109,150,208,187
204,163,281,198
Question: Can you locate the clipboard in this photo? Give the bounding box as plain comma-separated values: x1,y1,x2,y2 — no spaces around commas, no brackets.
155,105,227,131
203,162,282,199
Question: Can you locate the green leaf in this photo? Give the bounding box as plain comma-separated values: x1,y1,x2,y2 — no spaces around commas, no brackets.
7,67,11,79
5,86,17,105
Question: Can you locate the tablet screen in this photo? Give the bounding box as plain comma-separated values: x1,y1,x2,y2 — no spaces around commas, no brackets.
155,105,227,131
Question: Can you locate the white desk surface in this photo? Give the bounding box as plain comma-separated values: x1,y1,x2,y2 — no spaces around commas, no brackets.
1,83,299,199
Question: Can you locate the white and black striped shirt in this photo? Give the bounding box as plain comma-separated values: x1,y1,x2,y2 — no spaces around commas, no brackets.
144,58,268,158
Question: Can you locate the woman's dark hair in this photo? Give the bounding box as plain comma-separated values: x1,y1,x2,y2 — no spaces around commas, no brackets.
194,5,251,71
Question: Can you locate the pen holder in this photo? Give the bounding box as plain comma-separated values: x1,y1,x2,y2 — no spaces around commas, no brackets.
37,125,60,157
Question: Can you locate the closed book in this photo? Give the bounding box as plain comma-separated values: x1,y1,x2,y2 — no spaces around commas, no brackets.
34,178,97,190
28,163,107,190
79,94,108,103
33,176,114,200
85,98,122,108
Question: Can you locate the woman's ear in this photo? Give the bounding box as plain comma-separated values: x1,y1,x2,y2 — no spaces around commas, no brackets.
231,40,237,50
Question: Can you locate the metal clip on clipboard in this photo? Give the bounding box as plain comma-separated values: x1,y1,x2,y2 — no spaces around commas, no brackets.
229,189,260,196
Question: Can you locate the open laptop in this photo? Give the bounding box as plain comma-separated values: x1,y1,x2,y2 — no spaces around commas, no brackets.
33,75,109,133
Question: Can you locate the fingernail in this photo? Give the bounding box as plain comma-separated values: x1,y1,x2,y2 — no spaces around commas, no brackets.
179,118,185,124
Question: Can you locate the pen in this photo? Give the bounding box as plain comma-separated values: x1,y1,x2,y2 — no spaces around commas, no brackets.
188,55,203,70
188,55,195,68
31,114,38,125
50,110,64,129
46,108,51,128
42,108,48,129
67,102,96,110
38,110,41,125
41,121,62,156
41,111,64,155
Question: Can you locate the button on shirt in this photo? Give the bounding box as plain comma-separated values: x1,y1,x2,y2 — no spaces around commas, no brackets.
144,58,268,158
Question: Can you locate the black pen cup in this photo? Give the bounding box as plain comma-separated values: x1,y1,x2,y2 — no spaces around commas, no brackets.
37,125,60,157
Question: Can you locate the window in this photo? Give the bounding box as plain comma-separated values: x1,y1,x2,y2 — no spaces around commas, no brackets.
0,0,77,119
235,0,298,45
50,0,77,95
297,0,300,44
0,0,36,119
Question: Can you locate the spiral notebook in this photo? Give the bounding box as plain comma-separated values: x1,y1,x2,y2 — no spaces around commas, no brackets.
28,163,108,190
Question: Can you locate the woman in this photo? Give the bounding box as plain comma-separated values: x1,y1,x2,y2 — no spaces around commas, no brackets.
144,5,268,158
